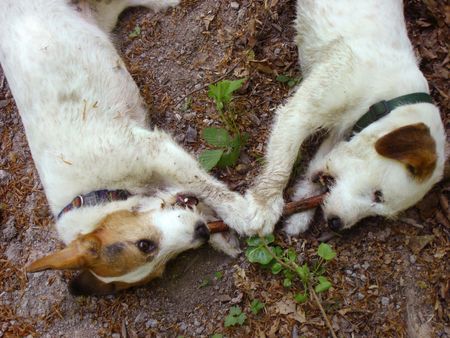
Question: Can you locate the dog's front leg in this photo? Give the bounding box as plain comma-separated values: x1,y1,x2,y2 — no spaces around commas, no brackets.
236,48,354,235
133,128,255,235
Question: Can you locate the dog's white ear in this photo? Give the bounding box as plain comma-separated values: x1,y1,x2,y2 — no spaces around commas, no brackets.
375,123,437,181
26,236,100,272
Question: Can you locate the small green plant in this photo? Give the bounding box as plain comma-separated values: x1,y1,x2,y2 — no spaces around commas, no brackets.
199,78,248,171
214,271,223,280
199,128,248,171
129,25,141,38
224,306,247,327
276,74,301,88
211,334,223,338
199,277,211,288
249,299,265,315
245,236,336,303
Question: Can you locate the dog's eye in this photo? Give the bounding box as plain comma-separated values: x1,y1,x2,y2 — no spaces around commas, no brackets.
373,190,384,203
136,239,157,253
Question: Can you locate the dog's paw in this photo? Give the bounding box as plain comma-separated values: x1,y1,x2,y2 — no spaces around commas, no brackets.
209,232,241,257
220,191,284,237
283,210,314,236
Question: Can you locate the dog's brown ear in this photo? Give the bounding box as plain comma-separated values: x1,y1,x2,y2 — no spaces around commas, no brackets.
26,236,100,272
375,123,437,181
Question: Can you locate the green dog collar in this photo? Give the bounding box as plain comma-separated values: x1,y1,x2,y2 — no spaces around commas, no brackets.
350,92,433,136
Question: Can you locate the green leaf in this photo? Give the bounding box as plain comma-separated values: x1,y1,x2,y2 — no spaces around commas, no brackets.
129,25,141,38
294,292,308,303
317,243,336,261
276,74,290,83
286,248,297,262
246,247,273,265
295,264,310,284
229,306,241,316
199,278,210,288
237,313,247,325
224,315,237,327
315,276,332,293
217,144,240,168
273,246,283,257
202,128,231,147
214,271,223,280
224,306,246,327
250,299,265,315
211,334,223,338
264,234,275,244
246,236,263,247
208,79,246,109
271,263,283,274
199,149,224,171
283,278,292,288
229,133,249,148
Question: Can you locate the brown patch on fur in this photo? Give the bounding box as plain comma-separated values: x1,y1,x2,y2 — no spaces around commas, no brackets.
375,123,437,181
27,209,162,281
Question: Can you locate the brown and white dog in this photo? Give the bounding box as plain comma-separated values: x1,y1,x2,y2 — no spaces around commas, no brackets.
224,0,446,236
0,0,245,295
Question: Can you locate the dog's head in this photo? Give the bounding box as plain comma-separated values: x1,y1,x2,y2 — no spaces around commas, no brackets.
27,193,211,295
316,104,445,231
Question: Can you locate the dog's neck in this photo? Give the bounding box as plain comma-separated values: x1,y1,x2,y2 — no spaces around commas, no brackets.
57,189,132,219
347,92,433,140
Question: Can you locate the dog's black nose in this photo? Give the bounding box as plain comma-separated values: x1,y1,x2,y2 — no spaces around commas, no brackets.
194,221,210,240
327,217,343,231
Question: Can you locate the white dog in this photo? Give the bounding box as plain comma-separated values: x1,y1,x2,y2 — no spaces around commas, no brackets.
0,0,245,295
226,0,445,235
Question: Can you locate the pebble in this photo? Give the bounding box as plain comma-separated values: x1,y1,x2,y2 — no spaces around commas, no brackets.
185,126,197,143
362,262,370,270
0,169,11,184
195,326,205,335
0,100,8,109
230,2,240,9
179,322,187,331
145,319,158,329
409,255,416,264
184,112,196,121
235,163,248,174
381,297,390,306
111,334,120,338
356,292,365,300
2,218,17,241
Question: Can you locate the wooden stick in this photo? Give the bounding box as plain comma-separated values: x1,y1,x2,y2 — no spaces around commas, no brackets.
207,193,326,234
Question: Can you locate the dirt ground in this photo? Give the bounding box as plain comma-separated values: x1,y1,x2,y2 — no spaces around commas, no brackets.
0,0,449,337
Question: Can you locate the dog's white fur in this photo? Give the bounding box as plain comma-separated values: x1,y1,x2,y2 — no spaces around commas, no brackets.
0,0,246,289
225,0,445,235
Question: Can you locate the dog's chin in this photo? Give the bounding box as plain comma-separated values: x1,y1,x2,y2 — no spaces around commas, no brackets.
69,270,118,296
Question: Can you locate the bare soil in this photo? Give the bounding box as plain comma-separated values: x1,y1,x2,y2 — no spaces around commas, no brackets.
0,0,449,337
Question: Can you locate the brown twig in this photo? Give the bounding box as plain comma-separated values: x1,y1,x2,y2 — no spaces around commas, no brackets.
207,193,326,233
310,285,338,338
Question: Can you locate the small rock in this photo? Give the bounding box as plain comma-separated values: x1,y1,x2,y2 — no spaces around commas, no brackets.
179,322,187,331
194,319,200,327
5,242,22,262
235,163,248,174
145,319,158,329
362,262,370,270
111,334,120,338
274,48,281,56
2,218,17,241
345,269,353,275
381,297,390,306
185,126,197,143
184,112,196,121
409,255,416,264
0,170,11,184
230,1,239,9
0,100,8,109
196,326,205,335
217,294,231,303
356,292,365,300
